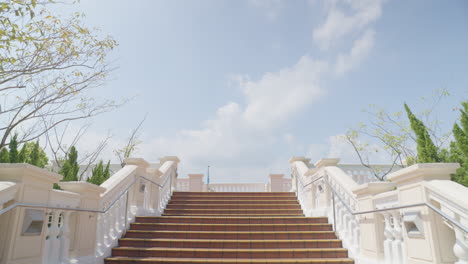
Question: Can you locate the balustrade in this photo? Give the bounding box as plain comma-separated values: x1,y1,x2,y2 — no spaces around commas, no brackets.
208,183,266,192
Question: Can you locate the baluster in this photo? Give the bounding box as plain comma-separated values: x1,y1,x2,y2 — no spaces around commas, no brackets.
42,210,52,264
120,195,126,231
352,215,360,255
59,211,72,263
103,205,110,247
382,212,394,264
391,211,404,264
453,228,468,264
96,213,104,256
48,210,62,264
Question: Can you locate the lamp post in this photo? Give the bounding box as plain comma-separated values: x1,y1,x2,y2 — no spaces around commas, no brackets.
207,165,211,192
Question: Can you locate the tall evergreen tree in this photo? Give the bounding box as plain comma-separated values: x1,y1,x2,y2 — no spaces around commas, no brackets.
404,103,440,163
87,160,111,185
451,101,468,186
59,146,80,182
18,144,27,163
8,134,19,163
30,141,40,167
0,148,10,163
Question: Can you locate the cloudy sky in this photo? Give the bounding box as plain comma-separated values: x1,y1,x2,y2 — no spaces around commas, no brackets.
69,0,468,182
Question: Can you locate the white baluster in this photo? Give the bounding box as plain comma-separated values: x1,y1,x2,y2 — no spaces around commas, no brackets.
383,212,394,264
96,213,104,256
59,211,72,264
454,228,468,264
42,210,52,264
48,210,62,264
391,211,405,264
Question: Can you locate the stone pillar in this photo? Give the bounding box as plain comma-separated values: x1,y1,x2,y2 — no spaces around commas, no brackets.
188,174,204,192
388,163,460,264
59,182,106,262
0,164,63,264
352,182,396,262
123,158,151,214
269,174,284,192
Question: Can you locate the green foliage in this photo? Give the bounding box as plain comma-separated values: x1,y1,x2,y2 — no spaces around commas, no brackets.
404,103,440,163
0,0,120,149
0,148,9,163
451,101,468,186
59,146,79,182
87,160,111,185
18,142,48,168
8,134,19,163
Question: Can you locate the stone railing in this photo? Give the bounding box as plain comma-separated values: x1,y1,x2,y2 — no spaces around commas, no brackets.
207,183,267,192
337,163,401,184
175,173,292,192
0,156,179,264
290,156,468,264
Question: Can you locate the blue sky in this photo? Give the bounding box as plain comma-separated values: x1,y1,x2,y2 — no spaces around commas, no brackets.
69,0,468,182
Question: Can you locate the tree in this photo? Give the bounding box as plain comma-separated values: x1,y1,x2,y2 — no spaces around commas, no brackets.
8,134,19,163
0,148,9,163
87,160,111,185
451,101,468,186
45,121,111,179
17,141,48,167
404,103,440,163
0,0,121,150
345,89,451,180
59,146,79,182
114,116,146,167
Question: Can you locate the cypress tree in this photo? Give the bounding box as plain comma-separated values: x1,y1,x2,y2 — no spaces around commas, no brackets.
87,160,111,185
8,134,19,163
103,161,111,182
30,141,40,167
0,148,10,163
18,144,27,163
404,103,440,163
451,101,468,186
60,146,79,182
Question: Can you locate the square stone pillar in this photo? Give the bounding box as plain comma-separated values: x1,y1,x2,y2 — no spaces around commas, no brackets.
269,174,284,192
388,163,460,264
188,174,204,192
0,164,62,264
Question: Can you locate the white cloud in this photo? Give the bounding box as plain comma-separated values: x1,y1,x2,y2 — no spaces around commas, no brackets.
248,0,284,21
335,29,375,75
313,0,383,51
241,56,328,128
69,1,387,183
134,55,329,182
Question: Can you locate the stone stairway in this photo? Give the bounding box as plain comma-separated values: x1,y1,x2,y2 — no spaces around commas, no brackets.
105,192,354,263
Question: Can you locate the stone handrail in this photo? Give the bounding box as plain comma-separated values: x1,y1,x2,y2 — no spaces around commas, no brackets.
290,157,468,264
337,163,401,184
0,156,179,264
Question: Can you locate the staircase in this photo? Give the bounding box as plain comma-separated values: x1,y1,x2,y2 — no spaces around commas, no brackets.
105,192,353,263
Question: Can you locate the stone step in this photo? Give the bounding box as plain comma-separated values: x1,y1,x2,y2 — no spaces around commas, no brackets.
170,196,298,201
173,192,296,197
163,208,304,215
111,247,349,258
124,230,338,240
165,204,302,209
168,200,300,205
135,216,328,224
105,257,354,263
162,213,305,216
118,238,343,249
129,223,333,232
